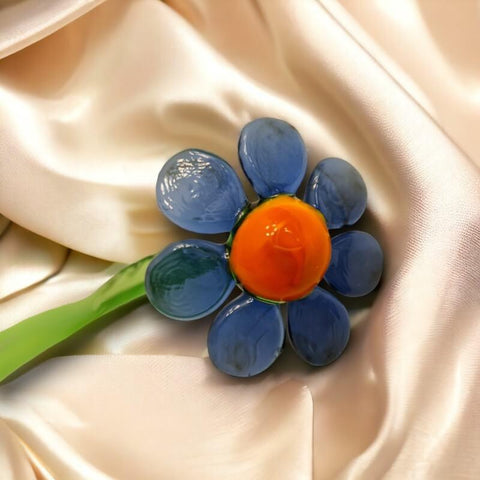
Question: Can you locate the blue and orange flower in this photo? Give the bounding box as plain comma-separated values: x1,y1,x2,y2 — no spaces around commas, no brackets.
145,118,383,377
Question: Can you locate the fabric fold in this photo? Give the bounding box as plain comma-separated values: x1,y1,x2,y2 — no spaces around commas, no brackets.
0,356,313,480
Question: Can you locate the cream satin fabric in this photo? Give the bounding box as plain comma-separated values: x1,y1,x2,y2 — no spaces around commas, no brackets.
1,1,479,478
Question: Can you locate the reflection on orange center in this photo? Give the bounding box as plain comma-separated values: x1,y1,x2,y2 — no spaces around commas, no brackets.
229,195,331,302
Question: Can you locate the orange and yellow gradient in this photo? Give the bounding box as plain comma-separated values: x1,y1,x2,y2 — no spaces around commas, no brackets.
229,195,331,302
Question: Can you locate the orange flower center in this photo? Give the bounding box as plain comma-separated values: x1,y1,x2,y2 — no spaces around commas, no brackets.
229,195,331,302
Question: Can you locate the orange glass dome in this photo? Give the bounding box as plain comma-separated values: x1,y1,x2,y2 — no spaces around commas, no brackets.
229,195,331,302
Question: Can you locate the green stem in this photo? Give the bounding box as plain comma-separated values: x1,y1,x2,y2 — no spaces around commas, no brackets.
0,255,153,383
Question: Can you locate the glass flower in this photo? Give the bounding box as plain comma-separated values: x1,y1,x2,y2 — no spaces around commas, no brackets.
145,118,383,377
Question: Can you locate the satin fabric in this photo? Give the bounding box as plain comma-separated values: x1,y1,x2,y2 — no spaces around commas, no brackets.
0,1,479,478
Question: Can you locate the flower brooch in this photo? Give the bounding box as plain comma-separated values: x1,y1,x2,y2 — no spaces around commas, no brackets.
145,118,383,377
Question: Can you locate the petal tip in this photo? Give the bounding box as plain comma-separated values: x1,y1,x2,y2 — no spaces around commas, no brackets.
208,294,285,377
305,157,367,229
288,287,350,366
156,149,247,234
145,239,235,321
238,118,307,198
325,231,383,297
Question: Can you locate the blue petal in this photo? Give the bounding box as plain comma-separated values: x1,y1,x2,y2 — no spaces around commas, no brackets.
238,118,307,198
207,294,284,377
324,231,383,297
145,240,235,321
304,157,367,229
156,149,247,234
288,287,350,366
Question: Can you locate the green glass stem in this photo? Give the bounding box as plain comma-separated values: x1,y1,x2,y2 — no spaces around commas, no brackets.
0,255,154,383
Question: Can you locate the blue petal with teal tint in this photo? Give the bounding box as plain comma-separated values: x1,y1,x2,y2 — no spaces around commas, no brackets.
238,118,307,198
145,240,235,321
288,287,350,366
325,231,383,297
304,157,367,229
156,149,247,234
208,294,284,377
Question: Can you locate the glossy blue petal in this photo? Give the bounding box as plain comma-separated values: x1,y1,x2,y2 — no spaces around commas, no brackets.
304,157,367,229
324,231,383,297
145,240,235,321
156,149,247,234
288,287,350,366
238,118,307,198
207,294,284,377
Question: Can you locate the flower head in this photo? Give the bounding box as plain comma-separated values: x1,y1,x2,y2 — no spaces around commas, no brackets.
145,118,383,377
